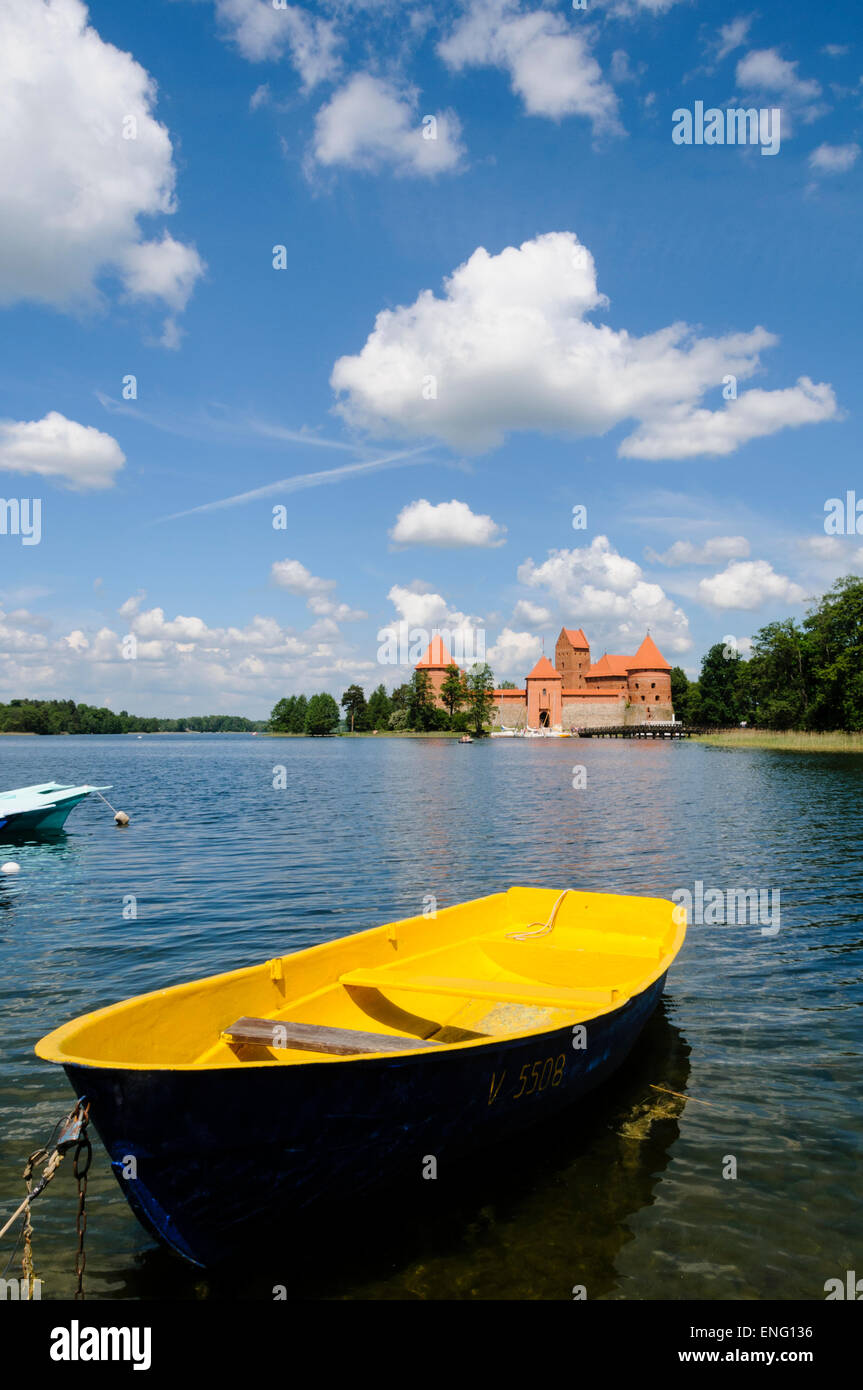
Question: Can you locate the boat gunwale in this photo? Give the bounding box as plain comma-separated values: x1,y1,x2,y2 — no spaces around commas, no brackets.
34,891,686,1072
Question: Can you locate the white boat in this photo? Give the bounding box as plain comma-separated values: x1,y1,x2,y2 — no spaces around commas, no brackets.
0,782,111,834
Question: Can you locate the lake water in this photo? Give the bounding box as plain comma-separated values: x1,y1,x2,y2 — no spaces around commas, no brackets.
1,734,860,1301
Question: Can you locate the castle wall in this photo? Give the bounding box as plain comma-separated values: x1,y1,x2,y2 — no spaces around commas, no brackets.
494,695,675,728
493,693,527,728
623,701,675,726
561,696,675,727
561,699,626,728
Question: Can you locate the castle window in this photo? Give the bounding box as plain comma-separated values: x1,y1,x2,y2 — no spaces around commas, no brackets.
655,696,659,702
651,682,656,689
641,695,645,701
634,682,639,689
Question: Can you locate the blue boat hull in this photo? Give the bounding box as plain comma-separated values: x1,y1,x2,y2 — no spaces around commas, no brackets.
64,974,667,1267
0,797,87,834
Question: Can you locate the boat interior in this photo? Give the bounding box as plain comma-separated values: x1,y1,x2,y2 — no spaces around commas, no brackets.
36,887,684,1070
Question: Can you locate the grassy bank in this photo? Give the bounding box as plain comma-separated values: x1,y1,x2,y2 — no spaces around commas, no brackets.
693,729,863,754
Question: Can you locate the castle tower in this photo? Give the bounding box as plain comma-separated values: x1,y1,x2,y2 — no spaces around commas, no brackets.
415,634,457,708
625,633,673,717
555,628,590,689
525,655,562,729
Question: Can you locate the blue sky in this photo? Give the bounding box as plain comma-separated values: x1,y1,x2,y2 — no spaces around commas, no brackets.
0,0,860,715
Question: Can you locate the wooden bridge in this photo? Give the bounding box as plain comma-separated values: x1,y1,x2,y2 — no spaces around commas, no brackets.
576,724,698,739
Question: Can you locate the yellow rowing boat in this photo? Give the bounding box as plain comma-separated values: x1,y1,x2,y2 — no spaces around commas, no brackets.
36,886,685,1266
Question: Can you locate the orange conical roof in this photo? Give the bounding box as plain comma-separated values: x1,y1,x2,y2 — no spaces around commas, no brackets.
416,634,455,669
586,653,630,678
563,627,589,649
628,634,671,671
526,655,561,680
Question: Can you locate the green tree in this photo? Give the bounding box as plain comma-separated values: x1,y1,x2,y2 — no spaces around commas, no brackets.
440,664,466,720
407,669,436,731
744,619,810,728
464,662,496,736
340,684,367,732
390,683,411,713
289,695,307,734
270,696,296,732
803,575,863,730
366,684,392,731
304,692,340,736
694,643,745,726
670,667,692,723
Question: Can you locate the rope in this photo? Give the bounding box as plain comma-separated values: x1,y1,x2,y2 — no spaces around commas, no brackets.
0,1099,91,1300
0,1193,35,1244
506,888,571,941
93,788,119,816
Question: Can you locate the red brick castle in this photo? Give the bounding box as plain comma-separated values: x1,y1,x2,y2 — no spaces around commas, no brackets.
416,627,674,730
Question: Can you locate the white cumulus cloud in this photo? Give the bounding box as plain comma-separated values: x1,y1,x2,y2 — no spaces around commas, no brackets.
270,558,366,620
311,74,464,176
271,558,336,598
0,0,204,340
622,379,839,459
212,0,342,84
735,48,824,125
696,559,807,610
0,412,125,490
511,599,553,627
486,627,542,680
331,231,838,458
439,0,621,135
390,498,506,548
517,535,692,654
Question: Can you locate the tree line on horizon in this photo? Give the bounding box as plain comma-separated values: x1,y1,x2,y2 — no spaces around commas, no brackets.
0,699,266,735
669,577,863,730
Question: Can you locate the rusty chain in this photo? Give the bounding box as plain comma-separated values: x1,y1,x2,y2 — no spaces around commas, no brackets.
72,1127,91,1299
0,1098,91,1300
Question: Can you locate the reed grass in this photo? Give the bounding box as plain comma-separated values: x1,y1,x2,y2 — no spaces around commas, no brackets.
694,728,863,754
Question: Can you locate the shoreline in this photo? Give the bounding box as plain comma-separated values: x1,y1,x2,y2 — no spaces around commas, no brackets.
270,730,470,739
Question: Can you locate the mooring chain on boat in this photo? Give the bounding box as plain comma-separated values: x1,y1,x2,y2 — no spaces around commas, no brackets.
0,1097,91,1299
73,1120,92,1299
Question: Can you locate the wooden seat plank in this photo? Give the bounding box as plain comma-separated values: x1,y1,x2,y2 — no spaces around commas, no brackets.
221,1016,441,1056
339,970,616,1008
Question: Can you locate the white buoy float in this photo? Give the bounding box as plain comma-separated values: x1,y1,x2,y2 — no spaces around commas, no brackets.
1,861,21,875
92,789,130,826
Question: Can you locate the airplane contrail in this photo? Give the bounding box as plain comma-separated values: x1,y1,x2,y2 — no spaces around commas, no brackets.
157,444,435,522
97,393,384,455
